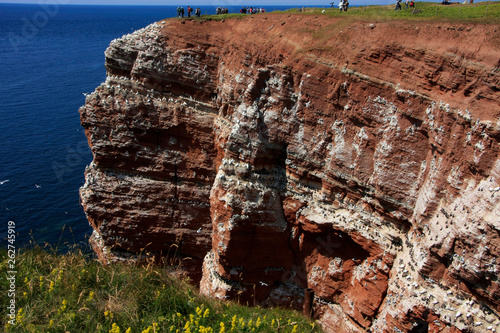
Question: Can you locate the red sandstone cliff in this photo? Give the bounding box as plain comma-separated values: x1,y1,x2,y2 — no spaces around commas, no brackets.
80,14,500,332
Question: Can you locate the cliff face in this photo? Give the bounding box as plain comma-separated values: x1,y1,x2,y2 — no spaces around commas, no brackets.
80,14,500,332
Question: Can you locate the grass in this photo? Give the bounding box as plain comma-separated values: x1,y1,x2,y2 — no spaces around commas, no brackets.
227,2,500,22
169,2,500,27
0,246,321,333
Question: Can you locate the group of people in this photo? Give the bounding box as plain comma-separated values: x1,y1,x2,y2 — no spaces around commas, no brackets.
239,7,266,14
177,5,268,17
395,0,415,10
177,6,201,18
215,6,266,14
215,6,229,14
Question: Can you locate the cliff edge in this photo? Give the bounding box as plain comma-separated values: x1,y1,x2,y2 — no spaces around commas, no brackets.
80,14,500,332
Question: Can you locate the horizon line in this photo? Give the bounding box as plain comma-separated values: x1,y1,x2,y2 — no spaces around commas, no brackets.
0,2,336,5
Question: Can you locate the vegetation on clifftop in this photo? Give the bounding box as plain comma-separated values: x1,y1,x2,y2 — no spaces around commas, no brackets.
1,247,320,333
306,1,500,21
201,1,500,22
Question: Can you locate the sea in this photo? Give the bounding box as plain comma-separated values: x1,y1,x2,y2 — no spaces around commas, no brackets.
0,3,307,251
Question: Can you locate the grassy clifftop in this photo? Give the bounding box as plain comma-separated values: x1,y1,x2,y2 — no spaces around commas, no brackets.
1,248,320,333
318,1,499,21
208,1,500,22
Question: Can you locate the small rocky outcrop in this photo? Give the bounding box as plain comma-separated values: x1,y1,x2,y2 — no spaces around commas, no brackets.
80,14,500,332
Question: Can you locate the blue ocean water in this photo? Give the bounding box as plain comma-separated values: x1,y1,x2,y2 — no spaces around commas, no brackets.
0,4,299,250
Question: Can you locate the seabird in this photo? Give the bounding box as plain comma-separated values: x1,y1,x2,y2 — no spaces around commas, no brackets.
0,180,9,185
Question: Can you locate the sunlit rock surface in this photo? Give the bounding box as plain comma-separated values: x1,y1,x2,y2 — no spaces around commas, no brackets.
80,15,500,332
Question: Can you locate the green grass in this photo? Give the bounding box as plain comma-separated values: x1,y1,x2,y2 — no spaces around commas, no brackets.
270,1,500,22
173,3,499,25
1,247,321,333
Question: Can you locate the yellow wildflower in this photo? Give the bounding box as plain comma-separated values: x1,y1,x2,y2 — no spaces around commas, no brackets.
58,299,67,314
291,325,298,333
48,319,54,328
239,317,245,329
256,317,261,328
141,326,153,333
271,319,275,327
231,315,237,330
104,310,114,320
39,276,43,288
203,308,210,318
15,308,24,325
196,306,202,317
48,280,55,293
125,328,132,333
57,270,63,283
87,291,95,302
109,323,121,333
219,322,226,333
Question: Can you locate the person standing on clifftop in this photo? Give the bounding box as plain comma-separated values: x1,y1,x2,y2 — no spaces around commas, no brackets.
343,0,349,11
187,6,193,17
177,6,181,17
195,7,201,17
180,6,185,17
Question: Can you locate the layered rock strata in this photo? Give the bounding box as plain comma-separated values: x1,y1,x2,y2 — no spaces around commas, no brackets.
80,15,500,332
